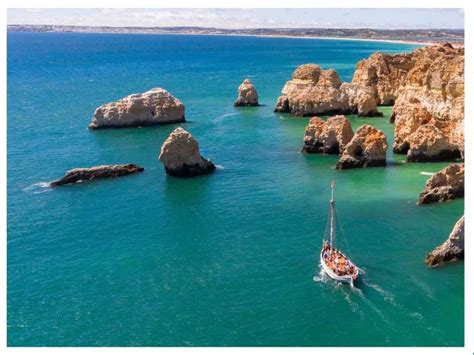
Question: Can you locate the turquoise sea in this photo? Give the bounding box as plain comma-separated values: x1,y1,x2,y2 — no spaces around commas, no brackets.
7,33,463,346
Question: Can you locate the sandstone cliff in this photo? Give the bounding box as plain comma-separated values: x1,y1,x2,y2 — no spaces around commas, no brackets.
351,52,414,105
159,127,215,177
234,79,259,106
302,115,354,154
274,64,380,117
336,125,387,169
89,88,185,129
418,163,464,204
426,215,464,267
391,44,464,161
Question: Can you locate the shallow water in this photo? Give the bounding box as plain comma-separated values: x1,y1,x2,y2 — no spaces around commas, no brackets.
7,33,463,346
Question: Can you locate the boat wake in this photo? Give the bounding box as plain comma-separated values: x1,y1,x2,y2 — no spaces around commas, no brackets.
313,266,331,283
23,182,52,195
212,112,239,123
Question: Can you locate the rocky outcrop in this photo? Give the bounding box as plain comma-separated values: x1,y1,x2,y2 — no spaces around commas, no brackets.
418,163,464,204
391,44,464,161
404,124,460,162
336,125,387,169
352,52,414,105
50,164,144,186
340,83,382,117
89,88,185,129
302,115,354,154
159,127,215,177
426,216,464,267
234,79,259,106
274,64,380,117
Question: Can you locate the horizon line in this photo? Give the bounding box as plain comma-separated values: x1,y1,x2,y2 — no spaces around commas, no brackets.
7,24,465,31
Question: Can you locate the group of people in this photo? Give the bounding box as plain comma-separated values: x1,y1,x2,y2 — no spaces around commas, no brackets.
322,241,356,277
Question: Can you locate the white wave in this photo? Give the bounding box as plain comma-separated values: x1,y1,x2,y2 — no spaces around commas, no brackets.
420,171,435,176
212,112,239,123
313,267,330,283
215,164,225,170
23,182,52,194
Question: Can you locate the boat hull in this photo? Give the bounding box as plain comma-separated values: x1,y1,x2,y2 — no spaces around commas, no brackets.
320,249,358,286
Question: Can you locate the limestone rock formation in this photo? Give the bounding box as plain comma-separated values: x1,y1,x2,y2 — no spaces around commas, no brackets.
234,79,259,106
426,216,464,267
89,88,185,129
391,44,464,161
405,124,460,162
50,164,144,186
340,83,382,117
302,115,354,154
418,163,464,204
336,125,387,169
352,52,414,105
274,64,380,117
159,127,215,177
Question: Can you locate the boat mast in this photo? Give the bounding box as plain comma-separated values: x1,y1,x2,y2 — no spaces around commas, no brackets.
329,180,336,249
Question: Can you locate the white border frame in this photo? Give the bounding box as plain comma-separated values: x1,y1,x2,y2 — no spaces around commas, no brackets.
1,1,472,354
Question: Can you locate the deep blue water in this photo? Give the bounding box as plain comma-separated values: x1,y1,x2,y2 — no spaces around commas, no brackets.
7,32,463,346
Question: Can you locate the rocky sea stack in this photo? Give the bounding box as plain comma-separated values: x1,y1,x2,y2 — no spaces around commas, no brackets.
234,79,259,106
426,216,464,267
274,64,380,117
89,88,185,129
50,164,144,186
418,163,464,204
302,115,354,154
336,125,387,169
159,127,216,177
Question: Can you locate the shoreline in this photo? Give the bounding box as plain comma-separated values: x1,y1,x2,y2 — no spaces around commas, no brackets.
8,28,463,47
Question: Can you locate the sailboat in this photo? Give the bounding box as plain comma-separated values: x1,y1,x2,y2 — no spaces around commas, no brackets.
320,181,360,287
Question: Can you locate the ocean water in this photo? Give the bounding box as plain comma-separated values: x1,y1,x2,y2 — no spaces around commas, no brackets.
7,32,463,346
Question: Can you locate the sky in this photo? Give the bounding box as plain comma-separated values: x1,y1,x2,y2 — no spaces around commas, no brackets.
7,8,464,29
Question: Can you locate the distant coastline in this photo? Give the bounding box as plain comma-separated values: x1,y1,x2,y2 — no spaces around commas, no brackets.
7,25,464,46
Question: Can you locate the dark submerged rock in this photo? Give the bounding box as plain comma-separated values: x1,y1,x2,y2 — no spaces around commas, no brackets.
50,164,144,186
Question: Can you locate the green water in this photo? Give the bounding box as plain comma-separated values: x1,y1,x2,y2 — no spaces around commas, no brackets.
8,33,463,346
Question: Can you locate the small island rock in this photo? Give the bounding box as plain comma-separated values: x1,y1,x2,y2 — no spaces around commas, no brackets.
89,88,185,129
302,115,354,154
336,125,387,169
234,79,259,106
159,127,215,177
426,216,464,267
50,164,144,186
418,163,464,204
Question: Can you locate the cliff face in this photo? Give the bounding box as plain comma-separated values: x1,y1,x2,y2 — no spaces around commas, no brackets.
352,52,414,105
352,43,464,162
274,64,380,117
391,44,464,161
418,163,464,204
426,215,464,267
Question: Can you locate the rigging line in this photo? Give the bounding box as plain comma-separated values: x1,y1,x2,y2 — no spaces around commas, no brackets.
323,204,331,241
334,207,353,256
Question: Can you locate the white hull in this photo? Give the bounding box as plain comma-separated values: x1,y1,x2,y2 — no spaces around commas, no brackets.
320,249,358,286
